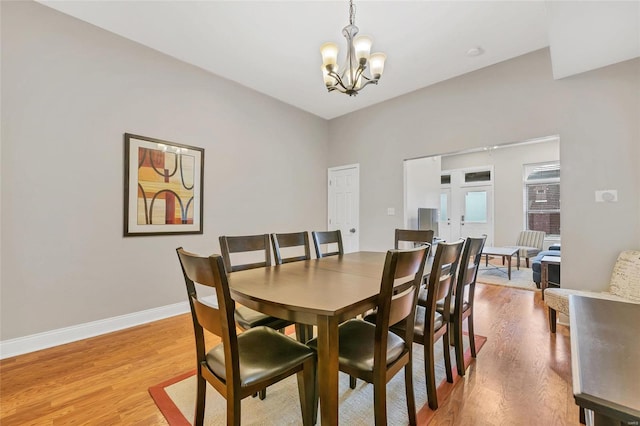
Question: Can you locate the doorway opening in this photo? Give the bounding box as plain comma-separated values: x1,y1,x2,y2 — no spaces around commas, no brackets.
404,135,560,248
439,167,494,245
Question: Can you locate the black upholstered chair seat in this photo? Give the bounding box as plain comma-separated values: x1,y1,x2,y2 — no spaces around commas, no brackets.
436,299,469,316
206,326,315,387
368,306,444,341
234,305,292,331
417,287,449,308
411,306,444,338
307,319,406,372
417,286,429,306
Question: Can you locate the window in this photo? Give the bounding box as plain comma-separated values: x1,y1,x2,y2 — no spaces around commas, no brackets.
439,193,448,222
524,162,560,236
465,190,488,223
464,170,491,183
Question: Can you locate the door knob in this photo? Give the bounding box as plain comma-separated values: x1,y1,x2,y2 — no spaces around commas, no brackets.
350,228,356,233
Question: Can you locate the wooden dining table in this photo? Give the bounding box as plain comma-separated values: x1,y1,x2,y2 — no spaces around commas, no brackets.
227,251,389,425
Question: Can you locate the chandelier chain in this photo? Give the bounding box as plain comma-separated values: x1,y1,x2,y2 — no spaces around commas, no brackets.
349,0,355,25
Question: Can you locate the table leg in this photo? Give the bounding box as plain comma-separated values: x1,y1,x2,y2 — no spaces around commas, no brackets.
516,252,520,270
317,315,339,426
507,255,512,280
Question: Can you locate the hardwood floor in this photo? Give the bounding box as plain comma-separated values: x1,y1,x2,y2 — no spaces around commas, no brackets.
0,284,579,425
429,284,578,426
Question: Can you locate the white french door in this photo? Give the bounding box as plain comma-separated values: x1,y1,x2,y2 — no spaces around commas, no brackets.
438,188,452,242
440,168,494,245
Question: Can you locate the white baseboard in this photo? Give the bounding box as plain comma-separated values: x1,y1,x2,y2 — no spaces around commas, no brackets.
0,301,190,359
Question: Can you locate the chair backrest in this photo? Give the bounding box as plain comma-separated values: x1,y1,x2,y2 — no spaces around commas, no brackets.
176,247,241,387
312,230,344,258
453,236,487,315
372,246,429,368
423,240,465,328
271,232,311,265
608,250,640,302
394,229,435,250
218,234,271,272
516,230,545,249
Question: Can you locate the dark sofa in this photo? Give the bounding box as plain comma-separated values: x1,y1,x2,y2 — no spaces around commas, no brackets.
531,245,560,289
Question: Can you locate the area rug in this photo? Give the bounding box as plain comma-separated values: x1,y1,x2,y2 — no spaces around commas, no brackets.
476,258,538,291
149,334,486,425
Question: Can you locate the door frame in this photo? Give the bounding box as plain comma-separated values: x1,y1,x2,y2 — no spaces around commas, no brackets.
442,166,495,245
327,163,360,252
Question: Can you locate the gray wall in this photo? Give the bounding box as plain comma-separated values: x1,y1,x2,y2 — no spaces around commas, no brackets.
404,156,441,230
328,49,640,292
1,2,328,339
2,1,639,342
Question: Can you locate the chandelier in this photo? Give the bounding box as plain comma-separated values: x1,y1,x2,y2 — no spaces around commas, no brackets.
320,0,386,96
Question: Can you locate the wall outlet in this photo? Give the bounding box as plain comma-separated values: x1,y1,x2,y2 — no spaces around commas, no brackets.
595,190,618,202
387,207,395,216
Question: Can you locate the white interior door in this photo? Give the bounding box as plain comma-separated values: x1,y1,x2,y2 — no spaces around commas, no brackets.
328,164,359,253
441,167,494,245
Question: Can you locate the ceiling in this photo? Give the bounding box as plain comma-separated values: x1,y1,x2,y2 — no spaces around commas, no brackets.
38,1,640,120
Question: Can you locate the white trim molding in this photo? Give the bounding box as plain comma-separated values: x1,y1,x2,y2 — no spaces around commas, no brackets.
0,301,189,359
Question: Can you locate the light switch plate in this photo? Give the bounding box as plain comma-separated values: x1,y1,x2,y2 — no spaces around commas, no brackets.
595,190,618,202
387,207,395,216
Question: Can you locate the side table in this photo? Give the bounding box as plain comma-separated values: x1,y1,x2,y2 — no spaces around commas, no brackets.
541,255,561,300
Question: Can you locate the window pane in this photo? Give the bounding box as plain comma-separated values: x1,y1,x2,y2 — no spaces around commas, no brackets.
528,212,561,235
465,191,487,222
440,193,448,221
527,184,560,211
465,170,491,183
524,162,561,236
525,163,560,181
441,174,451,185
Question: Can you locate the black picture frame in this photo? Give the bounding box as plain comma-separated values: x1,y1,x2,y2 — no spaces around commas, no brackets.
124,133,204,236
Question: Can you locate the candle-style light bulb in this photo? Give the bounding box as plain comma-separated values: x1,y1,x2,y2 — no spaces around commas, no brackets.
369,52,387,79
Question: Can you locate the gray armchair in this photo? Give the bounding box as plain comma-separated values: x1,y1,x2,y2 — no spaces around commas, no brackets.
510,230,545,268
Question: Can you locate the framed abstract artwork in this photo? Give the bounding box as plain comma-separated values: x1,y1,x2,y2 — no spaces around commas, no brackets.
124,133,204,236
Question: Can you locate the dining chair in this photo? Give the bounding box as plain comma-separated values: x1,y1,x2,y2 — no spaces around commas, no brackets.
396,229,435,305
176,248,317,426
219,233,272,272
311,230,344,258
394,229,434,250
308,246,429,426
438,235,486,376
271,231,312,264
218,234,293,331
219,234,295,399
392,239,464,410
271,231,314,342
